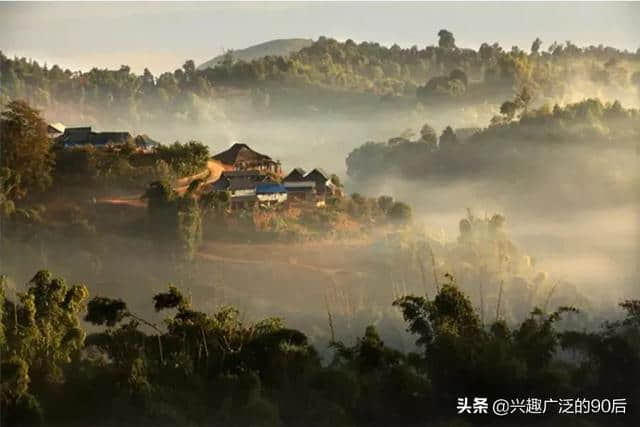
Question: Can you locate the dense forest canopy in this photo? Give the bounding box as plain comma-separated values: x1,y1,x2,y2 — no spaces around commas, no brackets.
2,31,640,129
2,24,640,427
1,269,639,427
346,98,640,212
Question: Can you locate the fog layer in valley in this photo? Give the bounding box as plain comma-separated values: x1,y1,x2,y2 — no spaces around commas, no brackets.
3,36,640,350
4,99,638,354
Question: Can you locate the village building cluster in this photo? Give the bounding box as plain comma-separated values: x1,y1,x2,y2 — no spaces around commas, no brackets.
209,143,341,209
48,121,341,209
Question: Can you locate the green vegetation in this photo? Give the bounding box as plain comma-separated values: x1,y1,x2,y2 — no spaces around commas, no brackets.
3,32,639,126
2,29,639,426
143,181,202,261
0,100,54,201
0,101,209,199
1,270,638,426
202,190,412,243
386,201,412,224
205,33,640,100
154,141,209,177
346,98,640,183
0,98,414,265
52,144,174,194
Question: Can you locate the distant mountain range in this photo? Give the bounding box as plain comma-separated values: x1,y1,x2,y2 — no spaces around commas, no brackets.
197,38,313,70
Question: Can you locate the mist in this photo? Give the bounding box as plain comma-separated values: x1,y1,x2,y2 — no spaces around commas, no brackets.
5,68,639,349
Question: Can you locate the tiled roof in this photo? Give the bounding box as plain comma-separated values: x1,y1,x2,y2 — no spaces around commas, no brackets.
284,168,307,182
58,127,131,146
212,143,272,165
305,168,330,180
228,178,260,191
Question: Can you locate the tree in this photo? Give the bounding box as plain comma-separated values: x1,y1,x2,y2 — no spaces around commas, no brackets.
141,68,155,95
2,264,640,426
437,30,456,50
500,100,519,121
449,69,468,88
85,293,168,365
393,279,487,402
200,190,230,217
221,50,235,66
1,269,88,425
154,141,209,176
329,173,343,188
0,101,54,200
183,60,196,76
377,195,394,214
387,202,412,224
419,123,438,145
85,297,128,327
0,167,19,216
531,37,543,55
515,86,532,112
142,180,203,260
438,126,458,149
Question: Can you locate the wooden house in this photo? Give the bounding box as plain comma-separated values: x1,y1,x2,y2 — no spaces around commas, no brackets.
212,143,282,175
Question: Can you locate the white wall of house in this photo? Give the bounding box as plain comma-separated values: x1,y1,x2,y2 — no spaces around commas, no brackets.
257,193,287,203
231,189,256,198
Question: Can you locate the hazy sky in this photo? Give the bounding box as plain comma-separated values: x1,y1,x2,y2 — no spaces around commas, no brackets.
1,1,638,74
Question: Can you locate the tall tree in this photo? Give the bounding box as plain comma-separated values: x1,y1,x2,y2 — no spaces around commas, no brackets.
0,101,54,200
419,123,438,145
438,126,458,149
531,37,543,54
437,29,456,50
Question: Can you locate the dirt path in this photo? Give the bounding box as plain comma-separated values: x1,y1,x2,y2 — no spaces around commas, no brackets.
96,196,146,208
174,160,227,195
97,160,227,207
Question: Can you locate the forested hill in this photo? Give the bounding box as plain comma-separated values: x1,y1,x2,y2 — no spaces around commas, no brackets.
200,33,640,105
345,98,640,215
2,31,639,126
347,98,640,180
197,38,313,70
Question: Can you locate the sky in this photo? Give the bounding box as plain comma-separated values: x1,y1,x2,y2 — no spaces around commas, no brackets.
1,1,638,74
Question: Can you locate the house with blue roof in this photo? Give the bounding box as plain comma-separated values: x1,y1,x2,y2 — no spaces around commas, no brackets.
208,170,288,209
256,183,288,205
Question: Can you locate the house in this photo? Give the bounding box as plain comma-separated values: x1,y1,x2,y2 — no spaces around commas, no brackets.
57,127,92,147
304,168,336,196
282,167,341,201
134,134,160,151
57,127,132,148
92,131,133,146
47,122,66,139
283,168,306,182
283,181,316,201
256,182,287,205
209,170,286,209
210,170,268,191
223,178,261,210
212,143,282,175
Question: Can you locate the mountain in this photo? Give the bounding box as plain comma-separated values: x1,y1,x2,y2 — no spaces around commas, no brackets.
197,38,313,70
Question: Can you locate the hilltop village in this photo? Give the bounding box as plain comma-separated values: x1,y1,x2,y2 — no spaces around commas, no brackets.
48,122,344,211
209,143,342,209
